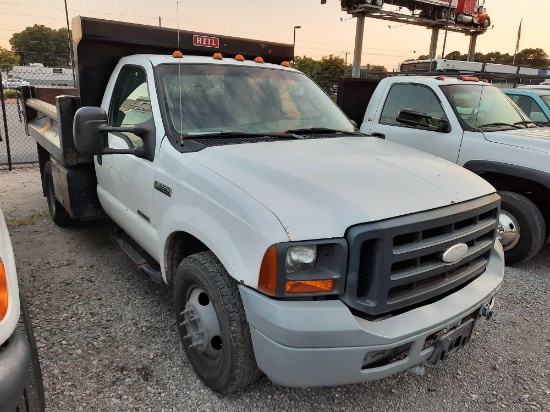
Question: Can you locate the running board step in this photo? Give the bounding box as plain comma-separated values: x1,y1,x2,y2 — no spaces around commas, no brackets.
110,230,164,283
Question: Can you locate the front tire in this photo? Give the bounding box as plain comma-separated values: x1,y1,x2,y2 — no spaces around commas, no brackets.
498,191,546,265
174,251,261,394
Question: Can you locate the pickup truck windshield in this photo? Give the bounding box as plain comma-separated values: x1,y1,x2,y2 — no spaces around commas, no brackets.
441,84,527,130
156,64,354,136
541,95,550,109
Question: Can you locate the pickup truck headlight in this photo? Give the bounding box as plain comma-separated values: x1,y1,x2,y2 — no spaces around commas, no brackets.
258,240,347,297
285,245,317,273
0,259,8,320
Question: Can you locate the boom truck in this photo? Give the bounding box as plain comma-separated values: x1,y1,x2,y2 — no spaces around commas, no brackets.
22,16,504,393
341,0,490,28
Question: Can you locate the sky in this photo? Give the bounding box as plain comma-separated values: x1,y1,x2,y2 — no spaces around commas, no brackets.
1,0,549,70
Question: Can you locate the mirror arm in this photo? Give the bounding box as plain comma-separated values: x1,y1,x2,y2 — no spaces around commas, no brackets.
101,148,147,158
98,124,147,137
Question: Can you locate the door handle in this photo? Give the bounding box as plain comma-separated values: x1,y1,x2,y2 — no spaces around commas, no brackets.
371,133,385,139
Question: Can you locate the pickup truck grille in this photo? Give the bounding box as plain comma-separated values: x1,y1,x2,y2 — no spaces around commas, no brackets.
342,194,500,316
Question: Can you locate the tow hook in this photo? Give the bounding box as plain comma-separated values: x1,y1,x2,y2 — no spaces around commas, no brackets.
406,365,425,376
480,297,496,320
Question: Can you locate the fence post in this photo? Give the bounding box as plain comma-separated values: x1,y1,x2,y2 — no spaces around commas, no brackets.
0,80,13,171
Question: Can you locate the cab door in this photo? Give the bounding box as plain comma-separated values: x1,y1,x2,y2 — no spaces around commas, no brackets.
368,82,464,163
95,63,160,258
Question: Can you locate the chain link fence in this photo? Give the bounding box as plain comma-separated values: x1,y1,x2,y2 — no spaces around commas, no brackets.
1,66,75,171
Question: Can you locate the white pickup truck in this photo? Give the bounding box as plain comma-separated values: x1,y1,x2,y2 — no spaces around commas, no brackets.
339,76,550,264
22,17,504,393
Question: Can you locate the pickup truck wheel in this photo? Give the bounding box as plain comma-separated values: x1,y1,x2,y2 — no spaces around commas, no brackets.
174,251,261,394
498,191,546,265
43,161,74,227
16,293,46,412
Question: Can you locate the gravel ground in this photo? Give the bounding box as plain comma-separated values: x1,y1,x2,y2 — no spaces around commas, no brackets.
1,166,549,412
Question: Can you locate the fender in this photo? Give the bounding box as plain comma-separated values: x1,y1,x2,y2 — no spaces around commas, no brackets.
463,160,550,192
158,202,289,288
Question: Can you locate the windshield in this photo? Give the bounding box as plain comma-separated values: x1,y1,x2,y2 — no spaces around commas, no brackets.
441,84,526,129
541,95,550,109
156,64,354,136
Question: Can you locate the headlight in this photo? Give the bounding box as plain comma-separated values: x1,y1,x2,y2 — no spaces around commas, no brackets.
258,240,348,297
285,245,317,273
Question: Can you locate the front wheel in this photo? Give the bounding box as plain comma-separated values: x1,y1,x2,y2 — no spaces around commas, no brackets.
174,251,261,394
498,191,546,265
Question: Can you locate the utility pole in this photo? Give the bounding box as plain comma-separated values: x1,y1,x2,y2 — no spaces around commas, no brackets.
344,51,350,65
63,0,76,84
159,16,162,27
441,1,453,59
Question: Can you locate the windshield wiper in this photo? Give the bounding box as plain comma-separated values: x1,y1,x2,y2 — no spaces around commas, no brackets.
284,127,363,135
184,131,298,139
477,122,522,129
514,121,539,127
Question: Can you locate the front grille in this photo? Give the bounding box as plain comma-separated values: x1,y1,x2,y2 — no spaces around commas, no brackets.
343,194,500,316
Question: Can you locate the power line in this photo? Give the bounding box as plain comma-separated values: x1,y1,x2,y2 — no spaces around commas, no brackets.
0,1,63,10
3,12,65,20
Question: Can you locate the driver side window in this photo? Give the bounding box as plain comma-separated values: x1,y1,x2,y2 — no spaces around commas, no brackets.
380,83,446,127
108,66,152,148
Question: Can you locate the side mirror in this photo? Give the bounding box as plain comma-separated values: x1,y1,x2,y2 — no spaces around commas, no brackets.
397,108,451,133
73,107,146,156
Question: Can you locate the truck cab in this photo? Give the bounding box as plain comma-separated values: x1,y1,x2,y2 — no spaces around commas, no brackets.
356,75,550,264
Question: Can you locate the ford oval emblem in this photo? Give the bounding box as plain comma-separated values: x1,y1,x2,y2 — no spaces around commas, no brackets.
440,243,469,264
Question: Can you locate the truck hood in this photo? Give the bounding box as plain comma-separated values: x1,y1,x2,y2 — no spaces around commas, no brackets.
189,136,495,240
483,127,550,153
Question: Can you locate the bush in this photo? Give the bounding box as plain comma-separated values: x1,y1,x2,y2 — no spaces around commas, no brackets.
2,89,18,99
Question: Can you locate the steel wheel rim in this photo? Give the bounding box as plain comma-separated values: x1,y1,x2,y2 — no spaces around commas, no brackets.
498,210,521,251
181,286,223,366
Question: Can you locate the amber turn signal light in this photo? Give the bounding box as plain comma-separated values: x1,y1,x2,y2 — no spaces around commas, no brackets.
0,260,8,321
285,280,335,294
258,246,278,295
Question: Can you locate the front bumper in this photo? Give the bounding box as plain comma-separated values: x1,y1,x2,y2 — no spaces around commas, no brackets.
0,330,31,411
240,243,504,387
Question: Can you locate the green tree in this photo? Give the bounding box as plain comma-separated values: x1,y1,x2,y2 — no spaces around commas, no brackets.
316,55,346,82
10,25,70,67
444,51,464,60
292,56,318,77
514,48,549,68
0,47,20,77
